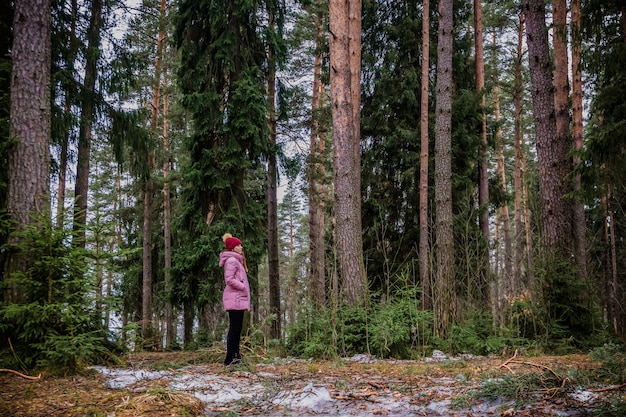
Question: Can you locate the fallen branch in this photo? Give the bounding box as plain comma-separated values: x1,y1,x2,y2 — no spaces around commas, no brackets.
511,361,561,380
499,349,520,374
0,368,42,380
590,383,626,393
498,351,561,380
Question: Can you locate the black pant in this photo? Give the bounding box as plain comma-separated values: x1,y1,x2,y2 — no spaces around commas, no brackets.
225,310,244,365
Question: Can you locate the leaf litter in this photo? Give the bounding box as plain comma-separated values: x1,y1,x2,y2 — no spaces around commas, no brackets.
0,349,621,416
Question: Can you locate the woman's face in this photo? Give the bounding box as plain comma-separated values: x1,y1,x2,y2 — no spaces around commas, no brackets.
233,244,243,254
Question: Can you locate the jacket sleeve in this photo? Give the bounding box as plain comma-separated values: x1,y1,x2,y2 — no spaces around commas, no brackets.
224,258,246,291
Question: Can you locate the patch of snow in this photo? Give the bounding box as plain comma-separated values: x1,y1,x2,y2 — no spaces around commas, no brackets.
89,360,603,417
569,389,599,403
194,386,244,404
425,350,448,362
426,399,452,414
345,354,377,363
90,366,172,389
272,382,332,410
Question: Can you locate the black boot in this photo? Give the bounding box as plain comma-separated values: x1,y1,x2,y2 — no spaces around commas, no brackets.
224,352,242,366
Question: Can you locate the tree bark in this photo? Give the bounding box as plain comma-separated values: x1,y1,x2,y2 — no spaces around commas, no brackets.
473,0,492,312
6,0,52,302
56,0,78,229
329,0,367,305
73,0,102,248
142,156,155,348
571,0,587,281
513,12,525,297
162,46,175,348
434,0,455,337
267,4,281,339
494,80,512,292
523,0,572,255
107,167,122,329
521,135,535,292
309,6,327,309
143,4,166,346
494,78,512,328
475,0,489,244
552,0,575,258
419,0,431,310
285,192,297,327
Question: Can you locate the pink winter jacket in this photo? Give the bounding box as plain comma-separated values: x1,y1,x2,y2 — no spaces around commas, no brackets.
219,251,250,311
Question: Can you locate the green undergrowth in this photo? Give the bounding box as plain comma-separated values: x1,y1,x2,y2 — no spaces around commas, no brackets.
458,343,626,415
285,297,537,360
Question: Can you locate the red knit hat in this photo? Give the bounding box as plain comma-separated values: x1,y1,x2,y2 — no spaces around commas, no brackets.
223,233,242,250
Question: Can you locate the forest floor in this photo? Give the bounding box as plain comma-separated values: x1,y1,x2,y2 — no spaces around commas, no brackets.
0,348,623,417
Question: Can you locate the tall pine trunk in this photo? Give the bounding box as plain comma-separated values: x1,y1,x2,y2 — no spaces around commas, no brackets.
524,0,593,338
513,12,525,296
521,135,535,291
163,79,175,347
490,24,513,328
434,0,455,337
73,0,102,248
494,90,512,287
6,0,52,302
419,0,431,310
552,0,574,256
56,0,78,228
309,7,326,309
142,6,167,346
286,196,297,327
329,0,367,305
523,0,572,255
267,4,281,339
163,86,174,348
475,0,489,245
604,192,622,337
473,0,491,311
142,157,155,347
571,0,587,281
494,79,513,327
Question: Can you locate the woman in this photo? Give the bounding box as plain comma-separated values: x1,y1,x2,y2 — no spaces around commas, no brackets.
219,233,250,365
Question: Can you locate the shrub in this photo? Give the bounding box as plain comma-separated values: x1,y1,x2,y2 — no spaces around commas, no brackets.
285,307,336,358
449,310,532,356
0,210,122,374
589,343,626,384
286,290,434,359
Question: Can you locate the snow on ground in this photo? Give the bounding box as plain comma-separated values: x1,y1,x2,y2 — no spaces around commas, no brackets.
90,352,603,416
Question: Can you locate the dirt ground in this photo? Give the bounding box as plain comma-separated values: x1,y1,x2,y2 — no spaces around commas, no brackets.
0,350,615,417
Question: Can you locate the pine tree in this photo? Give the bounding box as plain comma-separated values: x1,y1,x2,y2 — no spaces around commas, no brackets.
419,0,431,310
307,0,329,309
582,0,626,339
329,0,367,306
73,0,103,249
434,0,455,338
6,0,52,303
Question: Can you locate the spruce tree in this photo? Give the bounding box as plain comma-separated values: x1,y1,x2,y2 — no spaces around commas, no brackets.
174,0,273,342
582,0,626,340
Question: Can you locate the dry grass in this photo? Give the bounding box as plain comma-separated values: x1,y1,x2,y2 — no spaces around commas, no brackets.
115,389,205,416
0,351,602,417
